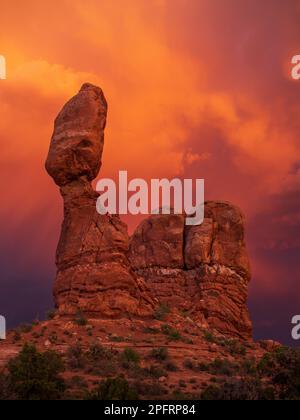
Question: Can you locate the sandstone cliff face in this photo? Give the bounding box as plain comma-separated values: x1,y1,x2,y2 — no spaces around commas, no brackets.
45,84,155,318
129,203,252,340
46,84,252,340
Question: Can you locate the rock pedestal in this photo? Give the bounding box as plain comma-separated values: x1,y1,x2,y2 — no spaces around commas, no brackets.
46,84,155,317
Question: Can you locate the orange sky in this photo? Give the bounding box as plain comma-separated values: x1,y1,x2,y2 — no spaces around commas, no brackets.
0,0,300,343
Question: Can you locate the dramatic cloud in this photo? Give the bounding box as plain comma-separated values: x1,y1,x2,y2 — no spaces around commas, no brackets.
0,0,299,343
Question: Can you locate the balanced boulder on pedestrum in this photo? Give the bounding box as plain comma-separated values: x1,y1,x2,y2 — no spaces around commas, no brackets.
45,83,155,317
45,83,253,341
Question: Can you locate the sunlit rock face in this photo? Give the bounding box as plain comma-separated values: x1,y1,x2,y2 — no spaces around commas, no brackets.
129,202,252,340
46,84,252,340
45,84,155,318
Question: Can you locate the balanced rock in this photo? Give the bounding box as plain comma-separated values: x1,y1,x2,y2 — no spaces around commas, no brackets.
46,84,155,317
45,83,253,340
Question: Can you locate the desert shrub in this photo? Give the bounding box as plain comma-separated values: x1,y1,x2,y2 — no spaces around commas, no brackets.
241,359,258,376
224,339,247,356
48,332,58,344
208,359,238,376
46,310,56,320
85,343,118,376
201,378,274,401
68,375,88,389
146,365,166,379
134,380,165,397
18,324,33,334
87,376,138,400
143,326,160,334
7,344,65,400
154,304,170,321
121,348,140,367
203,331,215,343
179,379,187,388
12,331,21,343
67,342,86,370
203,333,247,357
258,347,300,400
0,371,13,400
74,311,87,326
198,362,210,372
110,334,128,343
172,389,192,400
87,343,110,361
150,347,169,361
184,358,195,370
165,361,178,372
161,324,181,341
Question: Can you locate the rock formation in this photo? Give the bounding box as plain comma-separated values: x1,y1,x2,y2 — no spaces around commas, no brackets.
46,83,252,340
129,202,252,340
45,84,155,318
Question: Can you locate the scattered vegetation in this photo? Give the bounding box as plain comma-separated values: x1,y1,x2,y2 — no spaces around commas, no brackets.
3,344,65,400
121,348,141,368
161,324,182,341
203,332,247,356
86,376,138,400
73,311,88,327
258,346,300,400
67,342,86,370
150,347,169,362
143,326,160,334
201,379,275,401
46,310,56,320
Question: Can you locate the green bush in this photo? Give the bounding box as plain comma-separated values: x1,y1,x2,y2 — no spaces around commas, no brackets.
161,324,181,341
7,344,65,400
0,371,13,400
184,359,195,370
87,343,110,361
67,343,86,370
201,379,275,401
203,331,215,343
165,361,178,372
121,348,140,368
87,377,138,400
18,324,33,334
74,311,88,326
258,347,300,400
46,310,56,320
147,365,166,379
208,359,238,376
150,347,169,361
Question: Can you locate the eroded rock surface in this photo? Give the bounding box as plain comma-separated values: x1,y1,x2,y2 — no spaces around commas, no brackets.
46,84,253,340
129,202,252,340
46,84,155,317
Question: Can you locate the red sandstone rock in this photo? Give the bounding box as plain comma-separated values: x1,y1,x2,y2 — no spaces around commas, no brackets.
129,203,252,340
46,83,253,340
46,83,107,187
129,214,185,269
45,84,155,317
